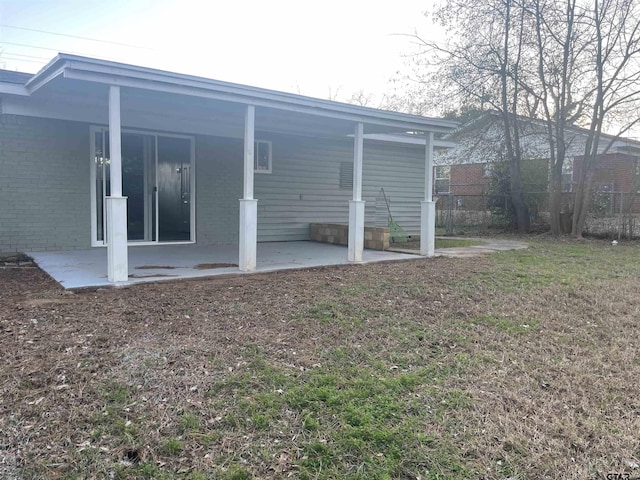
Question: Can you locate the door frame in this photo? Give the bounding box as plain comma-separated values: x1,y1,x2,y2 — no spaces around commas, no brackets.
89,125,196,247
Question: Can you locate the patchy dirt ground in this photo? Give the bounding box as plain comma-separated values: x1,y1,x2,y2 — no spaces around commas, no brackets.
1,241,640,479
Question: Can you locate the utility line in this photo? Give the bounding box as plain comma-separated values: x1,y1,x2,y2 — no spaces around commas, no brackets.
0,40,117,57
0,23,153,50
0,41,150,67
2,51,49,60
1,55,44,64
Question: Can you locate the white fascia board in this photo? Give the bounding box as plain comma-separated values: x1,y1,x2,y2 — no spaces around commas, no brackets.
24,66,65,94
24,54,66,90
62,68,454,133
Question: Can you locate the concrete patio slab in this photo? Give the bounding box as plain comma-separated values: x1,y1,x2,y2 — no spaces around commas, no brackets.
387,237,529,257
30,241,420,289
434,238,529,258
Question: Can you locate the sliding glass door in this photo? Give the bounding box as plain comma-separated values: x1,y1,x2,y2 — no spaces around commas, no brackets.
91,127,194,245
157,136,192,241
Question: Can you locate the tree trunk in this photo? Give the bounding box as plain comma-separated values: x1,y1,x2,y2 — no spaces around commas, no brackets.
510,157,531,232
548,164,564,236
571,173,593,238
549,185,562,236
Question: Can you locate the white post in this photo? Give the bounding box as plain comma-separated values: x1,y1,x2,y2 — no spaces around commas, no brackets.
239,105,258,271
106,85,128,282
348,122,365,262
420,131,436,256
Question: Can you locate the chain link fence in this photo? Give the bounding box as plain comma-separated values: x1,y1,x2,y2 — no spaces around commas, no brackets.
435,187,640,239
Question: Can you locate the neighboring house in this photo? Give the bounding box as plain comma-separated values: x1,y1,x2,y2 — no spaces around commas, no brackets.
434,112,640,213
0,54,456,282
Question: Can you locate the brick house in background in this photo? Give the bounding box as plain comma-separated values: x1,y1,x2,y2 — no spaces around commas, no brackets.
434,112,640,214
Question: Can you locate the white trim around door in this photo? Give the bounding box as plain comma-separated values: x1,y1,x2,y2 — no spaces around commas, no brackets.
90,125,196,247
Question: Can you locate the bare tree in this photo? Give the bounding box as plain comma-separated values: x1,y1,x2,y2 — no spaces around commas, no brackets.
413,0,532,230
502,0,532,231
571,0,640,237
399,0,640,236
347,90,374,107
523,0,640,236
327,85,343,102
527,0,589,234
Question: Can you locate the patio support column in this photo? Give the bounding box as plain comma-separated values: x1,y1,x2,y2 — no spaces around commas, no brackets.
106,85,129,282
348,122,365,262
239,105,258,271
420,131,436,256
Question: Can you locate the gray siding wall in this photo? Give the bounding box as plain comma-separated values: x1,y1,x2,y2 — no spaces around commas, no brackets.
253,134,425,242
255,134,353,241
0,115,90,253
0,115,426,253
362,141,425,235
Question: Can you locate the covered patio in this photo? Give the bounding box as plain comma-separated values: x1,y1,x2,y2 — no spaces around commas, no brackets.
31,241,419,289
1,54,458,281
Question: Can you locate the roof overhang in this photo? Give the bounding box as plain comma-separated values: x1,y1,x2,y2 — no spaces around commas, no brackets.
362,133,457,149
611,140,640,155
13,54,456,135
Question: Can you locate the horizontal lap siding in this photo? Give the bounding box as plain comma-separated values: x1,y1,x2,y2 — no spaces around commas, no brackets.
363,142,425,235
255,135,352,241
0,115,90,253
254,135,425,241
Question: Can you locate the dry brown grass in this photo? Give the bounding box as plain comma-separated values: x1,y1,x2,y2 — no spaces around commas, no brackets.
1,239,640,479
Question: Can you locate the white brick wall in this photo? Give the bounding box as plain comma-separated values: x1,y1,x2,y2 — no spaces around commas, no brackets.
0,115,90,253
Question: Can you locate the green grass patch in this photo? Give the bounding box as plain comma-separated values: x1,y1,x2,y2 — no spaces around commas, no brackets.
12,238,640,479
219,465,252,480
471,315,540,334
306,300,369,329
436,238,482,249
102,382,133,405
204,355,475,479
456,240,640,294
160,438,183,456
179,411,200,433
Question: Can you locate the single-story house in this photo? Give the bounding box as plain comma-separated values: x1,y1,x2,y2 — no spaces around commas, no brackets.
0,54,457,284
435,112,640,213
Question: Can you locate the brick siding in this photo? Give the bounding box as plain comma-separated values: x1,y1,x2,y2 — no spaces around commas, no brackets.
445,155,640,213
195,135,242,245
0,115,90,253
449,163,488,195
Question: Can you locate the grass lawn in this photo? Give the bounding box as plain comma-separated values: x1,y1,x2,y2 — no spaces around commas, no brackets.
1,239,640,479
435,238,481,249
392,237,483,250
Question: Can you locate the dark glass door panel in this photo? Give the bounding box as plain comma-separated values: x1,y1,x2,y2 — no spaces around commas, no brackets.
157,136,191,242
94,131,191,244
122,133,145,240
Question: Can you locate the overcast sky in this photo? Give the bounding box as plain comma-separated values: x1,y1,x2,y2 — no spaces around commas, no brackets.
0,0,444,101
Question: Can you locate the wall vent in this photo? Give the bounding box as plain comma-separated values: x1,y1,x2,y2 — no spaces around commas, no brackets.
340,162,353,189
